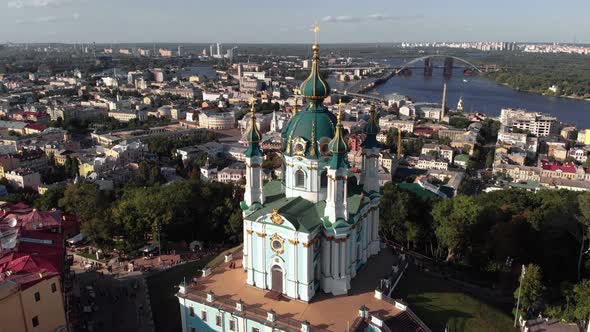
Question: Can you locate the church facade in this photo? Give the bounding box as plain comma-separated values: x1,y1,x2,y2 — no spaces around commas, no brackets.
240,39,382,301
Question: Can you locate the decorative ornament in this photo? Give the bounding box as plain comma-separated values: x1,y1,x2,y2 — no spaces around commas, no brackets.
270,233,285,254
271,208,283,225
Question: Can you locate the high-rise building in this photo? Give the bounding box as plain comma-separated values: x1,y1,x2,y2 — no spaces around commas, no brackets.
500,108,558,137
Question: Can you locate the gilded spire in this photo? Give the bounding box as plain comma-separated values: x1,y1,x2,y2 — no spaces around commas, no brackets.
293,87,300,115
362,104,380,149
300,22,330,104
327,99,348,169
244,97,263,157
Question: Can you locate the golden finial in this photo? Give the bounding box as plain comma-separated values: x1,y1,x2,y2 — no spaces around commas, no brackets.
337,98,343,123
293,88,300,114
310,21,320,45
249,97,256,119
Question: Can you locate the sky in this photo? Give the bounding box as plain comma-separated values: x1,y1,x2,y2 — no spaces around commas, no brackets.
1,0,589,44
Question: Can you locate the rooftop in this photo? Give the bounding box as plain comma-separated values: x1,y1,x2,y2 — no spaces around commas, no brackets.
178,248,423,332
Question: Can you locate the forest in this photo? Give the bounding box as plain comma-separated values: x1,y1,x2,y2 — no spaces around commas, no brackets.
380,183,590,322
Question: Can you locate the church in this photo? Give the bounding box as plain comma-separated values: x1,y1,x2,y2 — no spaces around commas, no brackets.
240,37,382,302
176,29,430,332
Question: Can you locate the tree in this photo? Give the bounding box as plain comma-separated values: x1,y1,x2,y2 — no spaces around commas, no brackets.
438,136,452,146
64,156,80,178
485,150,494,169
577,192,590,280
515,264,543,311
573,279,590,320
449,116,470,129
433,195,483,262
380,183,410,244
59,183,111,224
34,186,65,211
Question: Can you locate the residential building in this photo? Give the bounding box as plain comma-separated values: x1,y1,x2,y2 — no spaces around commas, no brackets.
4,168,41,190
568,146,590,163
216,166,245,183
500,108,558,137
416,154,449,171
421,144,454,162
0,256,67,332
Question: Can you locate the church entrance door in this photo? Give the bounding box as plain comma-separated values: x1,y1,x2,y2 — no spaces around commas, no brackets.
271,265,283,293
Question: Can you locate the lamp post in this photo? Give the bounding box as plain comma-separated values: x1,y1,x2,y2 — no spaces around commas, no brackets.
156,222,162,258
514,264,526,328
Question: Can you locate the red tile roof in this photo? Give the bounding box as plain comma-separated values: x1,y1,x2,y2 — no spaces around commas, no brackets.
24,123,47,131
0,252,60,289
541,160,577,173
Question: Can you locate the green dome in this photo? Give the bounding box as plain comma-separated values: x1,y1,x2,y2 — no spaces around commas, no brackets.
327,111,349,169
244,109,263,158
283,43,336,159
300,44,330,101
283,103,337,158
362,105,380,149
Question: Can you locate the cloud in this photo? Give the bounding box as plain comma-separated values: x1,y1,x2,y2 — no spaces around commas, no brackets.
15,12,80,24
322,13,425,24
322,16,361,23
7,0,83,9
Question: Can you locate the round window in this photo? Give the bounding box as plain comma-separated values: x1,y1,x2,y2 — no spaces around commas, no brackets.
294,143,304,153
272,240,283,251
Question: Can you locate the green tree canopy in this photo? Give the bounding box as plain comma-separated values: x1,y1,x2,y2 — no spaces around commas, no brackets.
515,264,544,311
433,195,483,262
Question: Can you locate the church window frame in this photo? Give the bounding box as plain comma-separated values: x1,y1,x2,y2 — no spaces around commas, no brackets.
319,137,331,156
295,169,306,188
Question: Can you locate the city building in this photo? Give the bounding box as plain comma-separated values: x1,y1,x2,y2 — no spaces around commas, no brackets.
416,154,449,171
421,144,454,162
500,108,558,137
4,168,42,190
0,253,67,332
198,110,236,130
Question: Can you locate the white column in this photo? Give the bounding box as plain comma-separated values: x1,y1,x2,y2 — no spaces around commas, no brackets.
322,237,330,278
290,238,298,299
246,230,254,284
340,240,346,277
332,240,339,278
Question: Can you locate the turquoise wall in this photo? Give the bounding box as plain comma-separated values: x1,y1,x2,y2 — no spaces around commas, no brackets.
179,297,288,332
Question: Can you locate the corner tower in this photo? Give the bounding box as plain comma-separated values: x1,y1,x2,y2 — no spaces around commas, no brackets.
243,99,265,209
359,105,380,194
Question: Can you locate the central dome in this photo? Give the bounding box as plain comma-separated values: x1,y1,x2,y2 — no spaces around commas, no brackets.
283,43,336,159
300,44,330,100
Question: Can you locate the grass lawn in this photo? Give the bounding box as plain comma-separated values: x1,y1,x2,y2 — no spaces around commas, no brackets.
147,256,213,332
394,269,516,332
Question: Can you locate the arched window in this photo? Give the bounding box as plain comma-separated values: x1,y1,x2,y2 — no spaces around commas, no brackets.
295,170,305,188
320,170,328,188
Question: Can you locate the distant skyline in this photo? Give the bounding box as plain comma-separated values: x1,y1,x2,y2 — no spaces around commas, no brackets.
1,0,589,44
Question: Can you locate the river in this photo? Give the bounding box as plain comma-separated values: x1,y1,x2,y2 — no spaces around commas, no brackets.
331,59,590,129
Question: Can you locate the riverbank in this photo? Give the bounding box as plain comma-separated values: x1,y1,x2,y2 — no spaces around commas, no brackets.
371,67,590,128
484,71,590,102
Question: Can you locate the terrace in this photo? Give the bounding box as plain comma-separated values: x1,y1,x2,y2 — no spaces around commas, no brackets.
178,247,429,332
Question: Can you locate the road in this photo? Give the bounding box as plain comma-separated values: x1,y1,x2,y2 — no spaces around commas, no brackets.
71,271,154,332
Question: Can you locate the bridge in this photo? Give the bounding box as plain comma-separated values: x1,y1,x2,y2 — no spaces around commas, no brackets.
394,55,483,75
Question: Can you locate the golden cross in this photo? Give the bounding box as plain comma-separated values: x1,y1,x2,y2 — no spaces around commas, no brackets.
337,98,343,122
249,97,256,113
310,21,320,45
293,88,300,112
